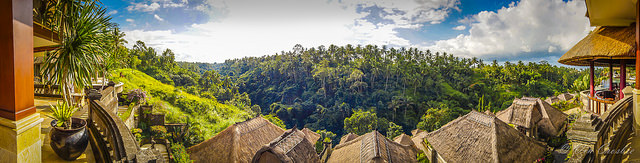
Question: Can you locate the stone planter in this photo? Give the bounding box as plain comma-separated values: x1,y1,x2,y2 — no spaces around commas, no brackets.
50,118,89,161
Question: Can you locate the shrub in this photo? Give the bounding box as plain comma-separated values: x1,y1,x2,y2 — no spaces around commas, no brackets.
150,125,167,139
171,143,193,163
263,114,286,129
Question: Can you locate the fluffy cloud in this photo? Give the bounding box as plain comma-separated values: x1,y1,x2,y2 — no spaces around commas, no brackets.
126,19,135,23
124,0,460,62
154,14,165,21
127,0,187,13
428,0,590,59
127,2,161,12
108,10,118,15
452,25,466,30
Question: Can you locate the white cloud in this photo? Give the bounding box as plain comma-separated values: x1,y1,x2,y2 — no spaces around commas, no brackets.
127,2,161,12
428,0,591,59
154,14,165,21
126,19,135,23
452,25,466,30
108,10,118,15
124,0,460,63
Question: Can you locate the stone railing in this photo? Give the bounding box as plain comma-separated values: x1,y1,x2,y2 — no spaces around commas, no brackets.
594,96,634,163
86,87,162,162
123,105,140,129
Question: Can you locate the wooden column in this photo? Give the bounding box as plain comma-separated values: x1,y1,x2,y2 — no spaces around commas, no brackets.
637,2,640,90
620,60,626,99
590,61,595,97
609,62,614,91
0,0,35,121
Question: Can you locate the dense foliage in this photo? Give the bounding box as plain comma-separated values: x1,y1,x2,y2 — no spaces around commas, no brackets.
216,44,585,137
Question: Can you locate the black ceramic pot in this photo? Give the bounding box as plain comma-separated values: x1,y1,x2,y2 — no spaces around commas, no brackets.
50,118,89,161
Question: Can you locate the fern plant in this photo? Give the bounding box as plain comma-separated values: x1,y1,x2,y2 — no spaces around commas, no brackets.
49,101,76,129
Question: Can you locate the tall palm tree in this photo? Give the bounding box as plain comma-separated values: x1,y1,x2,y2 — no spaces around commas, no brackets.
42,1,111,104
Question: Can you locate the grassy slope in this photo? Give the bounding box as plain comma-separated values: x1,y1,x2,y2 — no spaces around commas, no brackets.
109,69,251,138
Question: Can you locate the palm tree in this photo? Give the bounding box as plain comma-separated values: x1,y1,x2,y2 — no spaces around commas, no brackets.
42,1,111,105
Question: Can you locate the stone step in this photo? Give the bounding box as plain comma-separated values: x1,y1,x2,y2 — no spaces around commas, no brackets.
567,129,598,143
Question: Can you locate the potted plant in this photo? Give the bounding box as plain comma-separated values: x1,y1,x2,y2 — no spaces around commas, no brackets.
48,101,89,161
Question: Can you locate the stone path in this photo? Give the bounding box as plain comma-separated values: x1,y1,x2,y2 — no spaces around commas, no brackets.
141,144,169,162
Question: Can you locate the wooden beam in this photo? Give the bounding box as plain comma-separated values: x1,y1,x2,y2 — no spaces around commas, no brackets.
34,45,58,52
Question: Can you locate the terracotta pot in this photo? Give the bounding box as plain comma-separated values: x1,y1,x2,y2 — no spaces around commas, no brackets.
50,118,89,161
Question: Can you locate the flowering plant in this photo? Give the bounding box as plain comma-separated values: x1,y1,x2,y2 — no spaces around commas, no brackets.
127,89,148,104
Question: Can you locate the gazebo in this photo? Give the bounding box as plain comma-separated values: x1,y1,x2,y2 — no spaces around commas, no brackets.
559,25,635,114
559,0,640,162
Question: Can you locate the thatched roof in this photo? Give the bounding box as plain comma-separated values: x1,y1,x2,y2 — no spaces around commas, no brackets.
251,128,321,163
338,133,358,145
411,129,424,136
546,93,575,104
285,128,321,146
558,25,636,66
394,134,419,154
327,131,418,163
187,116,285,163
411,130,429,155
484,110,495,116
426,111,548,163
301,128,321,145
496,98,542,129
557,93,575,101
497,97,568,136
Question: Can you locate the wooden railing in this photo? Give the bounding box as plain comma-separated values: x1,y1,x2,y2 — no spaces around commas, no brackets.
86,87,141,162
580,90,618,115
594,96,634,163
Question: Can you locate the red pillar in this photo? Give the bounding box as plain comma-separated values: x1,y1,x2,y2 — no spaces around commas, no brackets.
590,61,595,97
609,62,614,91
0,0,35,121
637,5,640,90
620,60,626,99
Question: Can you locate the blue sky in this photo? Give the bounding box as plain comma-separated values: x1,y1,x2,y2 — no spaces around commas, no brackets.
102,0,591,63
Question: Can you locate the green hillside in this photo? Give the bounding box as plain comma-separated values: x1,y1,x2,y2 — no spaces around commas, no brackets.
109,69,252,140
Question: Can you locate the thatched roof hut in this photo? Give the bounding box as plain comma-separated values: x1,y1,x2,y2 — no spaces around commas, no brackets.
187,116,285,163
558,25,636,66
338,133,358,145
497,98,542,129
557,93,575,101
251,128,321,163
327,131,417,163
394,134,419,154
545,93,576,104
498,97,568,136
426,111,547,163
